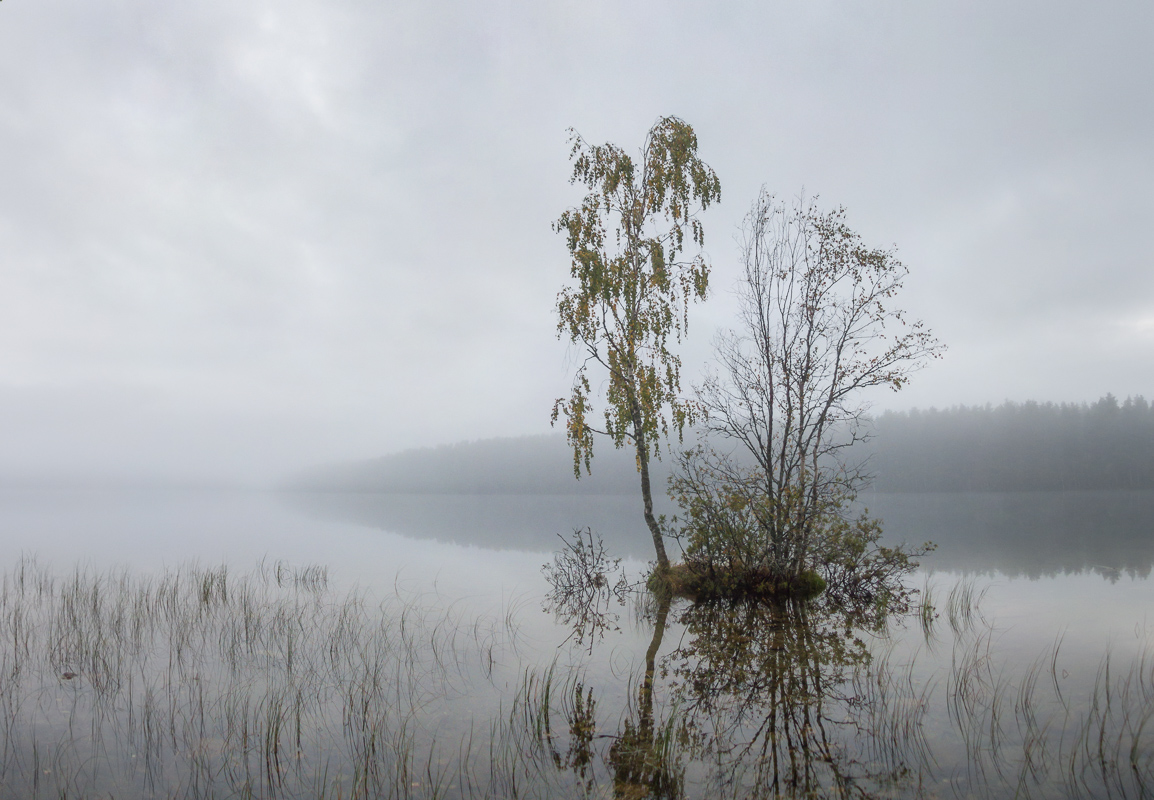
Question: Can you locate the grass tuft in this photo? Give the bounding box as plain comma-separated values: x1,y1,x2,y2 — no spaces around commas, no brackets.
659,562,826,602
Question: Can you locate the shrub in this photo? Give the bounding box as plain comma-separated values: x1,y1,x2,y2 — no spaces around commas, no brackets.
666,446,928,604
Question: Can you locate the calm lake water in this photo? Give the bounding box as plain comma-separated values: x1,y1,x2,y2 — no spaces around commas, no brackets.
0,487,1151,797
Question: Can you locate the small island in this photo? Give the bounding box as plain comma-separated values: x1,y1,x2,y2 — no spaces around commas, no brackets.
551,117,940,603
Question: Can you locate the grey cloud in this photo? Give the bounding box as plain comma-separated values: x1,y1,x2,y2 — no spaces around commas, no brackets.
0,0,1149,483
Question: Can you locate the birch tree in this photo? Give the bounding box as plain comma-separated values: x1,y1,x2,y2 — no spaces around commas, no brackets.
552,117,720,570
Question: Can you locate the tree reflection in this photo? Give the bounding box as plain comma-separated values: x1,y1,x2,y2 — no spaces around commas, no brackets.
608,590,684,799
538,521,935,797
538,573,930,797
669,597,905,798
543,528,631,651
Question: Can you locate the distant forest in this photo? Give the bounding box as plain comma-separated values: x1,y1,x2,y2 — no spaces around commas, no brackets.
285,434,652,496
286,395,1154,495
869,394,1154,492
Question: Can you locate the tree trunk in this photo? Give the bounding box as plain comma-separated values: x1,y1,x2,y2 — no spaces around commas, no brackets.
641,590,671,713
610,592,672,790
633,418,670,570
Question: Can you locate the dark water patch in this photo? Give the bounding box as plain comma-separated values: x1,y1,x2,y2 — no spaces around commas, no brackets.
285,489,1154,580
282,491,667,559
863,490,1154,578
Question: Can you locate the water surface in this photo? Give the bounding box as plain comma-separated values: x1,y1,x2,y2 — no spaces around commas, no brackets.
0,487,1149,797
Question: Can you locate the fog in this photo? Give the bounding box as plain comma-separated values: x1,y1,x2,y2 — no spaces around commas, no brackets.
1,1,1152,485
869,394,1154,492
287,394,1154,494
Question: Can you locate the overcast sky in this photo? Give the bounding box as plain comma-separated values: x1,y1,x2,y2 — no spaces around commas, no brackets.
0,0,1150,485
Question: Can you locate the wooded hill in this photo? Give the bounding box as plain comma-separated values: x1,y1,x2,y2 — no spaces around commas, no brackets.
869,394,1154,492
284,434,664,495
286,395,1154,494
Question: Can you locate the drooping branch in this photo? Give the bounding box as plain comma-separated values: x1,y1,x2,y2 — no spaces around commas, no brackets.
553,117,720,570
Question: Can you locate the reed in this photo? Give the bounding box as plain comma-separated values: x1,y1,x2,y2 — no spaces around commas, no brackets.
0,557,524,799
0,559,1152,799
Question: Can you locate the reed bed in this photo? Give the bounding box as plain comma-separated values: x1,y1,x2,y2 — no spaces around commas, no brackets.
0,557,523,799
0,558,1150,799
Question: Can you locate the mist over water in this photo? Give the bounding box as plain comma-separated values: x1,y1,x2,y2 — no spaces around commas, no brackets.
283,486,1154,579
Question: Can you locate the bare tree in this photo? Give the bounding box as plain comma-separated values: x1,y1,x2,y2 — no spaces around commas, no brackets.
672,191,943,590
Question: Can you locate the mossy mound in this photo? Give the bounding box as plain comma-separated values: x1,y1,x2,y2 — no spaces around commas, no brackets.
655,564,826,602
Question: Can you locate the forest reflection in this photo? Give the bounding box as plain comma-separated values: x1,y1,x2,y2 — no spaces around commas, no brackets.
287,489,1154,578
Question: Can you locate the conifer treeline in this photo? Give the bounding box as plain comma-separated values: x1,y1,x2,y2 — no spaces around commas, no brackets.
287,395,1154,494
868,394,1154,492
